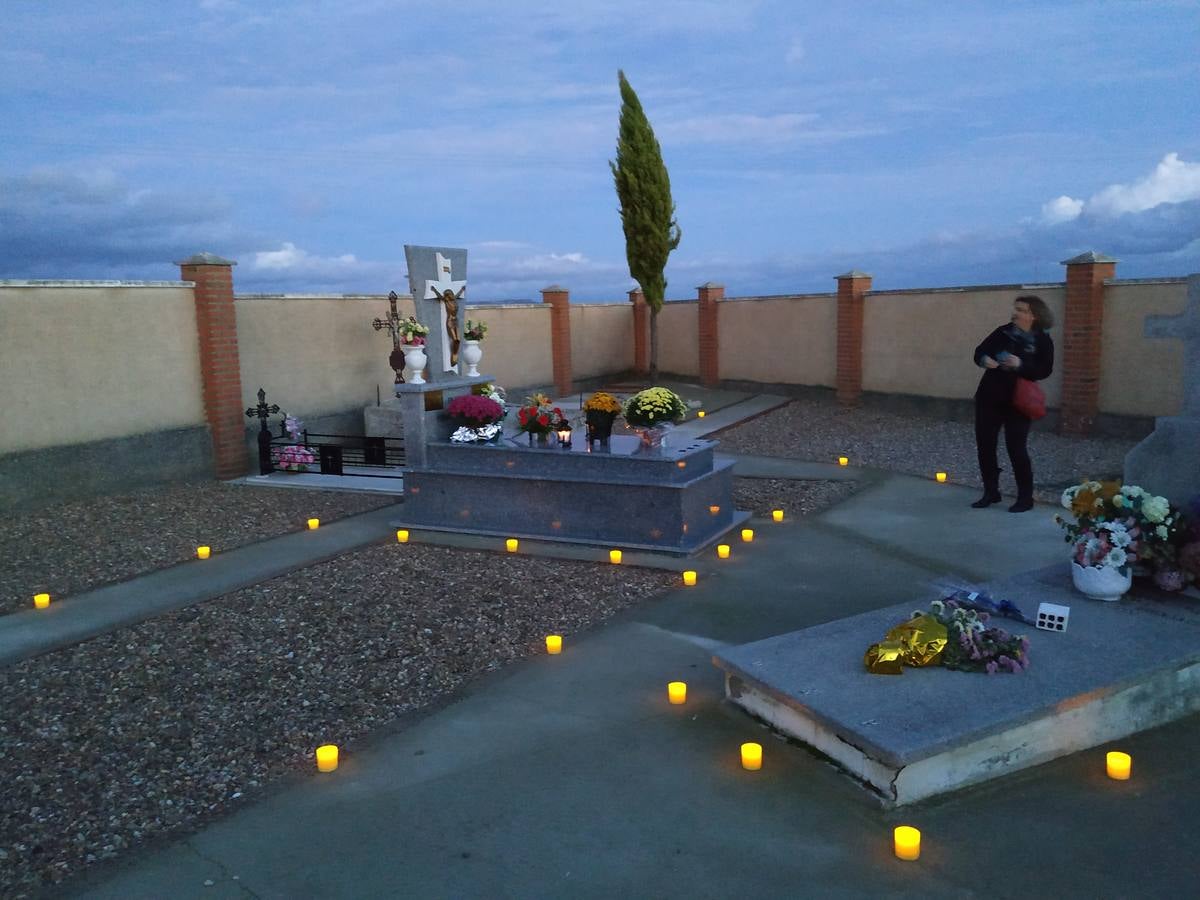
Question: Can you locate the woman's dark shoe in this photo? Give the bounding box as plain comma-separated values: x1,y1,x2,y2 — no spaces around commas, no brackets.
1008,498,1034,513
971,492,1002,509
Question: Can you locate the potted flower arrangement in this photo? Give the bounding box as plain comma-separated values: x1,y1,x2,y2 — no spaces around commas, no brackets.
446,393,505,443
276,415,315,472
1055,479,1189,600
461,319,487,377
397,316,431,385
583,391,622,445
516,392,560,444
622,386,687,449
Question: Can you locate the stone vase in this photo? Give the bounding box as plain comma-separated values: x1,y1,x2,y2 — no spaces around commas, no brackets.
460,340,483,377
1071,562,1133,602
400,343,428,385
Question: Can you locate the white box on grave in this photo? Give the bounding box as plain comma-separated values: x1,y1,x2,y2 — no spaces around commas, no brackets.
1036,601,1070,632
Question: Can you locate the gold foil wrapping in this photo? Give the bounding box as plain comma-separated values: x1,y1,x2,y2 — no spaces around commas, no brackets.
864,614,949,675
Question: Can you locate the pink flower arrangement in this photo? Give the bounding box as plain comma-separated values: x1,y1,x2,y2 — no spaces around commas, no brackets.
446,394,504,429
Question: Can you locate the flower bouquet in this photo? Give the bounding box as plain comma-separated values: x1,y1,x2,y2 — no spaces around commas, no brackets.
398,316,430,345
447,393,505,443
926,598,1031,674
623,387,687,449
516,392,560,442
464,319,488,341
276,415,315,471
583,391,621,443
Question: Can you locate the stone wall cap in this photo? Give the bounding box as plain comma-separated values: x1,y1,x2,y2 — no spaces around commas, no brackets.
541,284,568,292
1061,251,1118,265
835,270,872,279
696,281,725,290
175,252,237,267
0,279,193,288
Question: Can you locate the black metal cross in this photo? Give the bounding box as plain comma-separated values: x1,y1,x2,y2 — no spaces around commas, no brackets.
245,387,281,475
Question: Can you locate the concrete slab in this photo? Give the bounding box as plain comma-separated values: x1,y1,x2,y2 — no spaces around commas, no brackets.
237,470,405,495
714,563,1200,804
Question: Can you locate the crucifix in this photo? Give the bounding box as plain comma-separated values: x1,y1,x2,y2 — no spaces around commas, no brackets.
372,291,406,382
424,251,467,369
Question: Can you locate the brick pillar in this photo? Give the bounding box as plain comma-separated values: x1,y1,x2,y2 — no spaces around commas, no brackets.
177,252,246,479
697,282,724,387
1060,252,1118,435
630,288,649,375
541,285,573,397
835,270,872,406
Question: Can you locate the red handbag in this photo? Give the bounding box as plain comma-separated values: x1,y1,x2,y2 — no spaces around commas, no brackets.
1013,377,1046,420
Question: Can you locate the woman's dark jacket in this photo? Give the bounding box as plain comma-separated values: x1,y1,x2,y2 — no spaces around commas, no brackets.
973,324,1054,407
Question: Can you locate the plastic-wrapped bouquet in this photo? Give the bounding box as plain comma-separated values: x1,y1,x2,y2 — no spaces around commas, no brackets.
926,597,1031,674
277,415,315,471
447,393,504,443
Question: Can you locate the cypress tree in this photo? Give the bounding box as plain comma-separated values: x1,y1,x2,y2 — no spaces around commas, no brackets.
610,69,681,381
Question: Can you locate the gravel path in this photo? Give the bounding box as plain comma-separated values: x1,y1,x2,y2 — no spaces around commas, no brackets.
717,399,1137,504
0,483,396,617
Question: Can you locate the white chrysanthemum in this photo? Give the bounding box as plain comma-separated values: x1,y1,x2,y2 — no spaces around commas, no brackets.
1112,495,1125,508
1121,485,1144,498
1085,537,1103,557
1061,486,1078,509
1156,525,1169,540
1109,529,1132,548
1143,496,1169,523
1104,548,1128,569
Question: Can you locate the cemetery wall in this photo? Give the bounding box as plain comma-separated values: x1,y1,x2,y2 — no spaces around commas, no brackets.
717,294,837,387
570,302,634,380
1100,280,1186,417
472,303,555,391
862,285,1067,406
657,300,700,377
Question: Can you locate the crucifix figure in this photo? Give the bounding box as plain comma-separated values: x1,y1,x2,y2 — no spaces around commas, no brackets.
424,252,467,369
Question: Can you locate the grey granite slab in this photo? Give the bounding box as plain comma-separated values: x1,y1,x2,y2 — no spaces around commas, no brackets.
713,563,1200,768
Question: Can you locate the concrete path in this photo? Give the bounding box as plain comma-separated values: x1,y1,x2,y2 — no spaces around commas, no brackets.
62,473,1199,900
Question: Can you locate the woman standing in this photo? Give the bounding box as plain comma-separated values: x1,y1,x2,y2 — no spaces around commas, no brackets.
972,295,1055,513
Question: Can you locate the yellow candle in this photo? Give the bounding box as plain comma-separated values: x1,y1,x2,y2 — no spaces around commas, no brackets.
740,742,762,771
610,549,623,564
506,538,519,553
545,634,563,654
682,570,697,586
307,518,320,530
698,410,706,418
196,546,211,560
717,544,731,559
838,456,849,466
709,505,721,514
396,529,409,543
772,509,784,522
1106,751,1132,780
935,472,947,483
315,744,339,773
668,681,687,705
33,592,51,609
741,528,754,543
894,826,921,860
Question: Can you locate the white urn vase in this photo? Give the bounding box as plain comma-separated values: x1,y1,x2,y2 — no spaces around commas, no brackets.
1071,562,1132,602
400,344,427,385
461,339,483,377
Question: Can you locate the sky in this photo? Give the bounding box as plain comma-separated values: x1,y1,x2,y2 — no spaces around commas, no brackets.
2,0,1198,302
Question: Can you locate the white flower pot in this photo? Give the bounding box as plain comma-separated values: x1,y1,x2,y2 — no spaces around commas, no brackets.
461,339,483,377
1071,562,1132,602
400,344,427,385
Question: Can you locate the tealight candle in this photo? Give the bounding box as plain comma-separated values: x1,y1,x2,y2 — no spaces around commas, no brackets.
196,546,211,560
610,549,623,564
740,742,763,771
33,592,50,610
506,538,519,553
682,570,697,586
316,744,339,773
838,456,849,466
741,528,754,543
1106,751,1132,780
698,410,706,418
709,505,721,514
894,826,921,860
668,681,687,705
396,529,409,543
717,544,731,559
545,634,563,654
935,472,947,483
307,518,320,530
772,509,784,522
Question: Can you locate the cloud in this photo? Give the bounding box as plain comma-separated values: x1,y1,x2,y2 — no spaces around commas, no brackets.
252,242,357,272
1041,153,1200,223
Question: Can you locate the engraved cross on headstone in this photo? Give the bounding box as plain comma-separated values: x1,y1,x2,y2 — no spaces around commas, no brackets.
1146,274,1200,417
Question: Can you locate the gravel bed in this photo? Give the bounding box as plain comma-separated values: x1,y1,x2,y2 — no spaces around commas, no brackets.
718,399,1138,505
0,483,396,617
733,477,860,518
